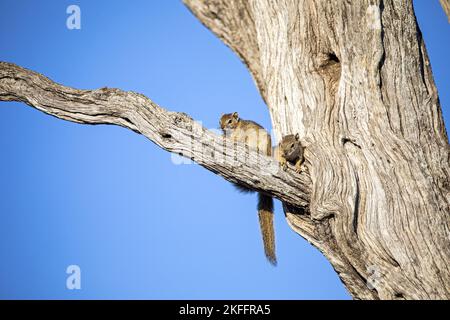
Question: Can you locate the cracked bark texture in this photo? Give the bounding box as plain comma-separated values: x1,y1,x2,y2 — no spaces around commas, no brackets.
184,0,449,299
440,0,450,22
0,62,310,207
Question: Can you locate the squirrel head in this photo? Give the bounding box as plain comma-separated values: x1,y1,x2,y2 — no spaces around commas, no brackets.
220,112,240,132
280,133,302,161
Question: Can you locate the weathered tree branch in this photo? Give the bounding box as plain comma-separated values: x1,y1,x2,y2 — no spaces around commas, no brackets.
0,61,310,207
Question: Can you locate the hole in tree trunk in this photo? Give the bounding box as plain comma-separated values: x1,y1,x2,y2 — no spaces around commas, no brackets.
317,51,341,104
328,52,340,64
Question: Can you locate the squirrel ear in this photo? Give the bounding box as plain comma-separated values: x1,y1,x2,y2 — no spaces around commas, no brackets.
295,133,300,140
232,112,239,119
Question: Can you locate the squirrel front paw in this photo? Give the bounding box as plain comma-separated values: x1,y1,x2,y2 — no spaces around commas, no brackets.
278,157,288,171
279,159,288,171
294,160,303,173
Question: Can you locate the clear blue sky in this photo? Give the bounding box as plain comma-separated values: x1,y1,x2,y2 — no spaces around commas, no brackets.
0,1,448,299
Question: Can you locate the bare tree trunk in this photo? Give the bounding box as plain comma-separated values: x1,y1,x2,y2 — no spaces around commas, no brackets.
0,0,449,300
183,0,450,299
440,0,450,22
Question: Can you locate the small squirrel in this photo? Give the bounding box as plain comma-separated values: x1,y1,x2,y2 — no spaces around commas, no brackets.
220,112,276,265
275,133,304,173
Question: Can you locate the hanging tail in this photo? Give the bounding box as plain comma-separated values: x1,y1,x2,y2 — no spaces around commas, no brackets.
257,193,276,265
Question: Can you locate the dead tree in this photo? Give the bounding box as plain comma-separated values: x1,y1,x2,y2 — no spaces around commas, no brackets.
0,0,449,299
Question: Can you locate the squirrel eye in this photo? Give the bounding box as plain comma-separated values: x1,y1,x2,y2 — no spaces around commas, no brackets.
291,143,295,148
228,119,232,124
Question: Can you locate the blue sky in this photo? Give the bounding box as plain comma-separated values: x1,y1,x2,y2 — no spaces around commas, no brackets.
0,1,448,299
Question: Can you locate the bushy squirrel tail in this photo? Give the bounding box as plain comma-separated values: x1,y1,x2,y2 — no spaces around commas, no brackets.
232,183,254,194
257,193,276,266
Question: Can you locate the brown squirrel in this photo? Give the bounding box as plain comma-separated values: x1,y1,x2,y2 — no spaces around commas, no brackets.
275,133,305,173
219,112,276,265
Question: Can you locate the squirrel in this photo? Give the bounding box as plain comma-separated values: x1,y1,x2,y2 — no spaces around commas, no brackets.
275,133,305,173
219,112,276,265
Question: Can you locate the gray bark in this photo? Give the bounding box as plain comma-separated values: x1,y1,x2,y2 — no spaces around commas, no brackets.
440,0,450,22
1,0,449,300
